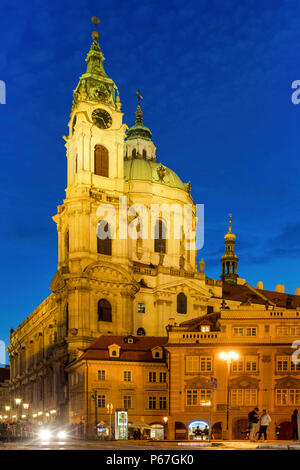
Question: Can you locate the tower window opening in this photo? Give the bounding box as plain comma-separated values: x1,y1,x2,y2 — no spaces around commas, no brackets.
98,299,112,322
142,149,147,159
154,220,167,254
132,148,136,159
94,144,109,177
97,221,112,255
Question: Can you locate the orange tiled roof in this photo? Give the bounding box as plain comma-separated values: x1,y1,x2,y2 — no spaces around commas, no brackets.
222,283,300,308
77,335,168,363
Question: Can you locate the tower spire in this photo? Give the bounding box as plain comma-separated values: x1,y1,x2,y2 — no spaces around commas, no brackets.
135,90,144,125
221,213,239,285
72,17,118,110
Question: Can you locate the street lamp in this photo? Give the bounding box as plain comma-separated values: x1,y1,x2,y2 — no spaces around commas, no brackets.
163,417,168,440
219,351,239,439
106,403,113,440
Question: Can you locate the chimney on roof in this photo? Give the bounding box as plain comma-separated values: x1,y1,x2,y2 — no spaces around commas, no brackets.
296,288,300,296
256,281,263,290
275,284,285,293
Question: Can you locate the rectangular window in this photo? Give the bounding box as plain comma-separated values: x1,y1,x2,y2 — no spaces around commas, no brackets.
186,356,199,373
97,370,106,381
138,303,145,313
276,389,300,405
201,325,210,333
233,327,257,337
277,356,289,372
159,372,167,383
123,395,132,409
231,389,257,406
232,360,244,373
199,356,212,372
97,394,106,408
159,396,167,409
186,390,198,406
198,389,211,405
148,396,157,409
233,327,244,337
246,327,257,337
149,372,157,383
244,389,257,405
245,356,258,372
123,371,132,382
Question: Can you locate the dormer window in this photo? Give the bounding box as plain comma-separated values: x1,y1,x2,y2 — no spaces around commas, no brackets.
108,344,120,358
151,347,163,360
201,325,210,333
123,335,135,344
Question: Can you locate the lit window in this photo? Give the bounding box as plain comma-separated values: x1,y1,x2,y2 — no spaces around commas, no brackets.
138,303,145,313
201,325,210,333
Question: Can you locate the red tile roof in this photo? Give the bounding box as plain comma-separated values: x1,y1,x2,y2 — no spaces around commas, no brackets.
75,335,168,363
222,283,300,308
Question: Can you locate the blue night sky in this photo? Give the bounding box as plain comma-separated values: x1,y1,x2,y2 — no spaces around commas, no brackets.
1,0,300,360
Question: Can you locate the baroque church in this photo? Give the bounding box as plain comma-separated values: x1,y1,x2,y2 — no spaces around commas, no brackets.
8,19,300,429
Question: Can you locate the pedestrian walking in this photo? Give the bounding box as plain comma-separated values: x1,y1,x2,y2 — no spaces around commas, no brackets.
291,409,299,441
248,407,259,442
257,409,271,441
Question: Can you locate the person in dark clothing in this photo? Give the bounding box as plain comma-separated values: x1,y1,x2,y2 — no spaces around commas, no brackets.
291,409,299,441
248,408,259,442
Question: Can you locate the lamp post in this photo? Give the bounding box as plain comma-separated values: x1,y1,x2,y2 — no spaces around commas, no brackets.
219,351,239,439
163,416,168,440
107,403,113,440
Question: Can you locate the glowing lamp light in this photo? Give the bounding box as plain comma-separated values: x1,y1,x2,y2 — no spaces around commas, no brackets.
15,398,22,406
219,351,239,361
5,406,10,412
163,417,168,423
23,403,29,410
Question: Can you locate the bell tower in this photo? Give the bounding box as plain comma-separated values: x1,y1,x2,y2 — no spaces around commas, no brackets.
65,17,126,196
221,214,239,285
53,17,128,273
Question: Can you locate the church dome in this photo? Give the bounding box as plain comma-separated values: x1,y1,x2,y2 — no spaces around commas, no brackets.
124,158,189,192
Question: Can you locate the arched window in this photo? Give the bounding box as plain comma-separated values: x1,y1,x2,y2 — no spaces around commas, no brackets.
97,221,112,255
154,220,166,254
132,148,136,159
98,299,112,322
177,293,187,314
94,145,109,177
137,327,146,336
142,149,147,159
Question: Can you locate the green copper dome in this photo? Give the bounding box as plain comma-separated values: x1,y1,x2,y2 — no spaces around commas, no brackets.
124,159,190,193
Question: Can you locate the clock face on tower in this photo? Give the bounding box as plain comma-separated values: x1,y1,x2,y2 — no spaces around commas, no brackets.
92,108,112,129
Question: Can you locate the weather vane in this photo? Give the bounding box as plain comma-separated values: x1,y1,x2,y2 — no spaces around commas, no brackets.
136,90,143,105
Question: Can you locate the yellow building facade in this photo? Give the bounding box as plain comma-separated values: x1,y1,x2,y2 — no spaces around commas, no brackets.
65,335,168,439
166,307,300,440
